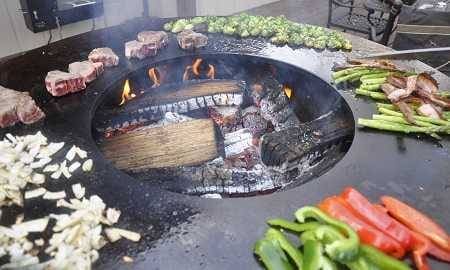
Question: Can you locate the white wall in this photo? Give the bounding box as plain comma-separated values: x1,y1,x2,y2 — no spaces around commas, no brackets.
0,0,277,58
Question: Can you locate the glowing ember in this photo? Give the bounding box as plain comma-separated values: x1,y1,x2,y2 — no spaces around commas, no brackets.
192,58,203,76
148,68,161,88
283,85,293,99
183,66,192,81
119,80,136,106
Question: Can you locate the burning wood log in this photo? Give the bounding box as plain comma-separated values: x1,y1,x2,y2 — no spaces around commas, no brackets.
100,119,218,171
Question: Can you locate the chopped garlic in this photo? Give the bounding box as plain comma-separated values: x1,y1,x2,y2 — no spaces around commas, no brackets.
43,190,66,200
24,188,47,199
31,173,45,185
72,183,85,199
68,161,81,173
65,145,77,161
123,256,134,263
106,208,121,224
12,218,49,233
44,164,59,172
82,159,93,172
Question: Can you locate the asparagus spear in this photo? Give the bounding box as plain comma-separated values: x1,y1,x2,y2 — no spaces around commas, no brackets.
361,77,387,85
360,84,382,91
355,89,388,100
358,119,431,134
334,69,373,84
373,114,438,128
378,107,450,126
360,72,391,81
332,67,366,79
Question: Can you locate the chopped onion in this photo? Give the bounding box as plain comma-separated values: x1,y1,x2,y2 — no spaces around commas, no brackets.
31,173,46,185
12,218,49,233
65,145,77,161
104,228,122,242
50,170,62,180
106,208,121,224
75,147,88,159
43,190,66,200
108,228,141,242
72,183,85,199
68,162,81,173
82,159,93,172
44,164,59,172
24,188,47,199
123,256,134,263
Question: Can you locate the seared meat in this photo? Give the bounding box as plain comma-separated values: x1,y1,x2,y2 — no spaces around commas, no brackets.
387,75,417,102
0,86,45,127
125,40,158,60
88,47,119,67
416,73,438,93
417,104,441,119
137,31,168,48
45,70,86,97
177,30,208,50
68,61,104,83
381,83,416,123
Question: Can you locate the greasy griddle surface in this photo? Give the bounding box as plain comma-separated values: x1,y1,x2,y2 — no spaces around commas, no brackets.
0,17,450,269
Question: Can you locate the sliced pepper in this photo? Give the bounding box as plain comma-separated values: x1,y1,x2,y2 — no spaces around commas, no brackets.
359,244,412,270
341,187,413,250
320,256,338,270
345,255,376,270
303,240,322,270
265,228,303,269
319,196,405,258
381,196,450,251
267,219,321,233
254,238,294,270
295,206,359,262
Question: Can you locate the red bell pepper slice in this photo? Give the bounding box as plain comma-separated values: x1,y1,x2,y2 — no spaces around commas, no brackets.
381,196,450,252
341,187,413,249
408,224,450,262
318,196,405,258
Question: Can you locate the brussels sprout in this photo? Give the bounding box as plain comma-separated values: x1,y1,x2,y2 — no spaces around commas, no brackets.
313,39,327,49
240,29,250,38
250,27,262,37
190,16,206,25
289,34,304,46
184,24,194,30
171,19,188,33
163,21,173,31
223,25,236,35
304,37,315,47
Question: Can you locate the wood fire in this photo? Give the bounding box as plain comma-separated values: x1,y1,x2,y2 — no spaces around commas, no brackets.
183,58,216,81
119,79,136,106
148,68,161,88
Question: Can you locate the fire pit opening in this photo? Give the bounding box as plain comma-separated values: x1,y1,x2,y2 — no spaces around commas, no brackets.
92,54,355,198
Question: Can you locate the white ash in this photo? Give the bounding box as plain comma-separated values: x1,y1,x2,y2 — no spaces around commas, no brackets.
200,193,222,199
224,128,254,158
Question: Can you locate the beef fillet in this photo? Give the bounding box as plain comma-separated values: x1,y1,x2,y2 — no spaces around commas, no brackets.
137,31,168,48
0,86,45,128
88,47,119,67
45,70,86,97
177,30,208,50
68,61,104,83
125,40,158,60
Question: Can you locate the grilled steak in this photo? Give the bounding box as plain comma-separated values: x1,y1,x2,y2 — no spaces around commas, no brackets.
45,70,86,97
177,30,208,50
0,86,45,128
68,61,104,83
88,47,119,67
137,31,168,48
125,40,158,60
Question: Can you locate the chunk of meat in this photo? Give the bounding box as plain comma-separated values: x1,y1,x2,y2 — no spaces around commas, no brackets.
125,40,158,60
177,30,208,50
45,70,86,97
417,104,441,119
137,31,168,48
416,73,438,94
387,75,417,102
68,61,104,83
0,86,45,127
88,47,119,67
381,83,416,123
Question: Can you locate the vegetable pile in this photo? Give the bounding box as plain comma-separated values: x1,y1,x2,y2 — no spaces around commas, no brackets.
254,187,450,270
164,14,352,50
332,59,450,138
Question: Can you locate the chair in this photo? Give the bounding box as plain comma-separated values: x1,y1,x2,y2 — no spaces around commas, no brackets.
327,0,403,45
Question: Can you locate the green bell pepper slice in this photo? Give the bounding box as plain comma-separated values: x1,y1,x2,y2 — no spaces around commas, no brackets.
265,228,303,269
360,244,412,270
267,219,321,234
254,238,294,270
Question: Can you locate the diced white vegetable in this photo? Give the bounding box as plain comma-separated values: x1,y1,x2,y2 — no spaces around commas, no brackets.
43,191,66,200
71,184,85,199
24,188,47,199
31,173,45,185
82,159,93,172
30,157,51,169
75,147,88,159
60,161,71,179
34,238,45,246
6,133,17,145
106,208,121,224
108,228,141,242
66,145,77,161
104,228,122,242
12,218,49,233
44,164,59,172
68,162,81,173
50,170,62,180
123,256,134,263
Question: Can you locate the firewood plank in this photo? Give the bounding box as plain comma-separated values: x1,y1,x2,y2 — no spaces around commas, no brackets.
100,119,218,171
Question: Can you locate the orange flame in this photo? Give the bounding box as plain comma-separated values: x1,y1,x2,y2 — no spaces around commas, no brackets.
192,58,203,76
119,79,136,106
283,85,293,99
206,64,215,79
148,68,161,88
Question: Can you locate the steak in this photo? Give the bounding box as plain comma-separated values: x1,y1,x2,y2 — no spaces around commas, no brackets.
137,31,168,48
0,86,45,128
68,61,104,83
88,47,119,67
177,30,208,50
45,70,86,97
125,40,158,60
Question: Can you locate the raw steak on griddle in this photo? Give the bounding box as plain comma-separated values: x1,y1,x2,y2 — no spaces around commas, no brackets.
45,70,86,97
88,47,119,67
